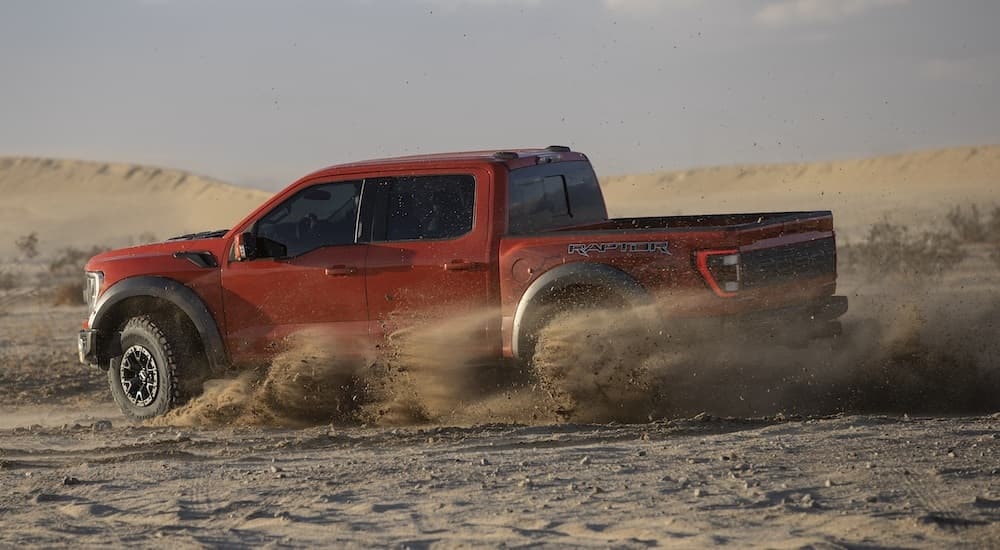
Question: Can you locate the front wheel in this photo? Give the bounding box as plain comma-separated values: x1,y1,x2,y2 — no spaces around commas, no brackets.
107,316,180,422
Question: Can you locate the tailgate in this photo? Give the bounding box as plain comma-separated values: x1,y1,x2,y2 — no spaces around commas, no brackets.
696,212,837,298
741,236,836,290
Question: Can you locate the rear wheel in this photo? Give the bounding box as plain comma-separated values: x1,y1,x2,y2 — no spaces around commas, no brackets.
526,289,655,421
107,316,180,422
521,287,622,365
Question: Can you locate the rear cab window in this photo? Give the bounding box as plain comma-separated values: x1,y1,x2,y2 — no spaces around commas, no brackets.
507,160,608,234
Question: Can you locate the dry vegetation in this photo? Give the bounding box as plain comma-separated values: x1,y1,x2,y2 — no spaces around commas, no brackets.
841,203,1000,278
945,204,1000,243
4,234,121,307
0,269,19,291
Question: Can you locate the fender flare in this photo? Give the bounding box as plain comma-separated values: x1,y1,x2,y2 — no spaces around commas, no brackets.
510,262,652,360
90,276,228,371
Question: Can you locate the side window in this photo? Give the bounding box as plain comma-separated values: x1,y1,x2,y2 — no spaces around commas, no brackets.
383,175,475,241
255,180,362,258
514,175,570,217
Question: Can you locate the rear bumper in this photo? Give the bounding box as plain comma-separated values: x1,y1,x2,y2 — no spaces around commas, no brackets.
78,329,99,365
814,295,848,320
660,294,849,344
762,294,848,323
720,294,848,342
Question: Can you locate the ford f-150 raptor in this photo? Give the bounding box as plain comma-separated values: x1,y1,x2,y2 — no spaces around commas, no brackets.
78,146,847,420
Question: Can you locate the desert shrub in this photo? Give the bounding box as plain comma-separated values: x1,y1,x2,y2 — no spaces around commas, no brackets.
946,204,990,243
841,220,966,281
0,269,19,290
989,205,1000,239
50,281,85,306
15,232,39,259
49,245,110,277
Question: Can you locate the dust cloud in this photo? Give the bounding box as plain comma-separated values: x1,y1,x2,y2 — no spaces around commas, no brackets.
532,287,1000,422
151,331,373,427
153,283,1000,428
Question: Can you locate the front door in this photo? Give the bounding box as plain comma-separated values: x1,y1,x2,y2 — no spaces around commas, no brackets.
221,179,369,364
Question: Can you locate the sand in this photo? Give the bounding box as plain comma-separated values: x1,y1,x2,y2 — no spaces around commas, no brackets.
602,144,1000,242
1,415,998,547
1,146,999,547
0,157,271,258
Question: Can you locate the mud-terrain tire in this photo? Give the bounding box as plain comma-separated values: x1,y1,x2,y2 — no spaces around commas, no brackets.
107,316,179,422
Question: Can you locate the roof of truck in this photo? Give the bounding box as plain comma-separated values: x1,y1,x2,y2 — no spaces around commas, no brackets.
303,147,589,179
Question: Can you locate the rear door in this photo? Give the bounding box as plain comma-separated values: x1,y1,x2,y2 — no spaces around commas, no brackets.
221,179,370,363
364,169,500,356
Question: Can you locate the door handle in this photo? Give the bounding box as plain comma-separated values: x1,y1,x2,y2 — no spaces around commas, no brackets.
442,259,481,271
324,265,357,276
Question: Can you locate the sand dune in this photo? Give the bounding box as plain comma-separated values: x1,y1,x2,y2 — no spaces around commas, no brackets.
0,157,272,258
602,145,1000,242
2,146,996,259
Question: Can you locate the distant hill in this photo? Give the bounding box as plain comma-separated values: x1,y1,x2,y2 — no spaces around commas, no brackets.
2,146,997,259
602,145,1000,241
0,157,272,258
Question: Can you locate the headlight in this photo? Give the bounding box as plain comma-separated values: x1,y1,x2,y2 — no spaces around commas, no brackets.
84,271,103,312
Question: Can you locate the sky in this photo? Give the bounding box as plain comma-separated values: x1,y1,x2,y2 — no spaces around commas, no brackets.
1,0,999,190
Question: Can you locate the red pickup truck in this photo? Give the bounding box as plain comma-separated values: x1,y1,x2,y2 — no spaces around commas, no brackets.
79,146,846,420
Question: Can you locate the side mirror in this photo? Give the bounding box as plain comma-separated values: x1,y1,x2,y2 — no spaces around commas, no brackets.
234,232,257,262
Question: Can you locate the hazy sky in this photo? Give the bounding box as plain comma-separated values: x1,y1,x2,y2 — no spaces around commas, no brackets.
2,0,999,189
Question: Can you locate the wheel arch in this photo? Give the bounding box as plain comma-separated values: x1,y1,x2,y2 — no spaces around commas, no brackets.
90,276,227,371
510,262,653,361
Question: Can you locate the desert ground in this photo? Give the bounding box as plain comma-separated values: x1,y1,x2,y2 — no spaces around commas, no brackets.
1,146,999,547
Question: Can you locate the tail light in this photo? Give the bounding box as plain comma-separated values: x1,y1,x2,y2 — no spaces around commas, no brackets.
696,249,740,298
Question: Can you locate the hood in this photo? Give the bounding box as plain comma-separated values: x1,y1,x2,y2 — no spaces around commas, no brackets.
84,231,231,278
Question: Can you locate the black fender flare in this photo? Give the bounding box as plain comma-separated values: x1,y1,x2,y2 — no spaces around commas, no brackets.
90,276,228,371
511,262,653,360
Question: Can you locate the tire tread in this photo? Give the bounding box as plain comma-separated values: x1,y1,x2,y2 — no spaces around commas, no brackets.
108,315,180,422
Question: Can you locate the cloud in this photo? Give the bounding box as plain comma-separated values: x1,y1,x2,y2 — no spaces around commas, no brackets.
753,0,909,27
603,0,696,15
919,57,978,82
419,0,696,15
419,0,541,7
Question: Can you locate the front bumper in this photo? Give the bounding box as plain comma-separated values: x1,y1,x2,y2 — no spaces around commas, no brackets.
78,329,98,365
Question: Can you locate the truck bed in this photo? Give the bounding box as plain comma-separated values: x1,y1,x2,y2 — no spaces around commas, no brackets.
499,210,839,322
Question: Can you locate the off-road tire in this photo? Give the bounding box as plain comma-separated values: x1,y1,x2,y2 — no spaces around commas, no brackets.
107,316,180,422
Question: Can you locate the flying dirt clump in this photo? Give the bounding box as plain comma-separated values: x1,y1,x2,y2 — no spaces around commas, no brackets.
152,310,548,428
530,306,663,423
152,331,375,428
